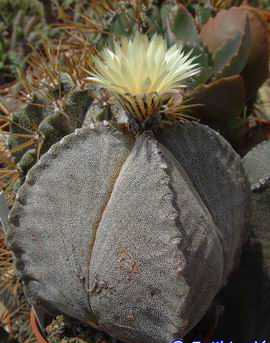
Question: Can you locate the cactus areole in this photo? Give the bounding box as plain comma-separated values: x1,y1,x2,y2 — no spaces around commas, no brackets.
7,34,250,343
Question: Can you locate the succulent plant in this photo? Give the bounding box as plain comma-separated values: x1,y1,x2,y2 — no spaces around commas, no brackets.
7,87,93,174
6,121,250,343
5,32,251,343
0,42,96,342
199,5,269,100
162,2,269,146
1,2,269,342
209,140,270,342
4,1,269,192
0,0,52,84
3,44,95,194
62,0,268,149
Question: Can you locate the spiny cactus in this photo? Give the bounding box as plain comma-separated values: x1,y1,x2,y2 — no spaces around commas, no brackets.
5,43,95,191
5,32,251,343
0,134,20,204
0,42,97,342
0,2,269,342
0,228,35,343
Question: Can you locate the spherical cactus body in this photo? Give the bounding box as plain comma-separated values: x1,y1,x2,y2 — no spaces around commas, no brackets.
7,122,250,343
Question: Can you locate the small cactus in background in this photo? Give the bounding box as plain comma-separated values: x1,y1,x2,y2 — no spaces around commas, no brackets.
0,41,96,342
0,227,35,342
2,43,95,195
0,135,20,205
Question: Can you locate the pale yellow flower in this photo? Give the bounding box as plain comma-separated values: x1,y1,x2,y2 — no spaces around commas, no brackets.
88,32,200,122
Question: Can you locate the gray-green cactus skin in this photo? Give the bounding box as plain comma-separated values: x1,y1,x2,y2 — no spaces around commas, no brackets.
212,140,270,341
7,122,250,343
243,140,270,192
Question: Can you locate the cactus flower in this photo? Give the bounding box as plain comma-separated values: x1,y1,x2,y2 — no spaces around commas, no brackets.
88,32,200,122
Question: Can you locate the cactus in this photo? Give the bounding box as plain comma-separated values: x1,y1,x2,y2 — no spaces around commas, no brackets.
5,32,252,343
210,140,270,341
0,134,20,205
243,140,270,191
6,88,94,192
0,227,34,343
4,44,95,191
4,1,269,188
1,2,269,342
0,43,96,342
7,122,250,343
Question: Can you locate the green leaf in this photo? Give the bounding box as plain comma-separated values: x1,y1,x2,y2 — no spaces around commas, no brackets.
188,74,246,128
108,12,134,38
213,32,242,74
213,16,250,78
193,4,213,26
183,43,214,87
161,3,199,47
172,4,199,44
